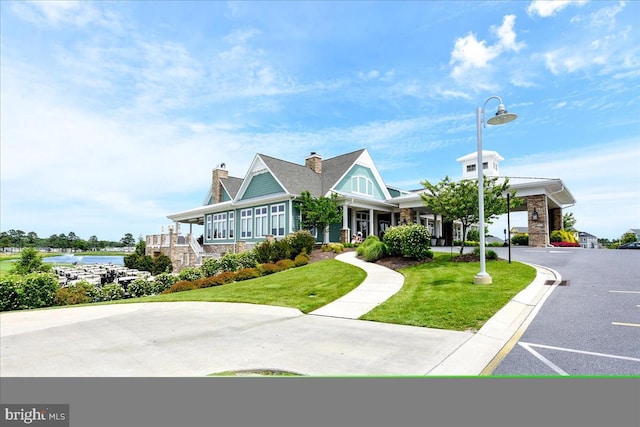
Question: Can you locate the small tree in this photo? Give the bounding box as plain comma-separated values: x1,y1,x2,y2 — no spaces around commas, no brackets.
563,213,577,231
421,176,519,255
299,191,343,243
620,231,638,244
12,247,52,275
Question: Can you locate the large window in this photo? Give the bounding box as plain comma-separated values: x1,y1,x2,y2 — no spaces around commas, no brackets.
206,215,213,240
271,204,286,236
240,209,252,239
255,206,268,238
351,176,374,196
228,212,235,239
212,213,227,239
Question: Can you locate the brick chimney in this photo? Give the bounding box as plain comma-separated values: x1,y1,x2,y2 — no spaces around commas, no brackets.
305,152,322,174
211,163,228,204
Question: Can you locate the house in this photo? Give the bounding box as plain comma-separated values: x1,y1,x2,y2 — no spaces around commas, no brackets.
578,231,598,249
628,229,640,241
147,148,577,271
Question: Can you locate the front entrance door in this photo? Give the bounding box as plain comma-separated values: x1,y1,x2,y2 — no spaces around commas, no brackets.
356,211,369,238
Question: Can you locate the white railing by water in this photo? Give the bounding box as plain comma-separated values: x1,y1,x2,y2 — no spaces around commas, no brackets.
189,235,204,266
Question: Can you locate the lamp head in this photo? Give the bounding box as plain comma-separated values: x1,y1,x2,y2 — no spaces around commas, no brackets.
487,103,517,125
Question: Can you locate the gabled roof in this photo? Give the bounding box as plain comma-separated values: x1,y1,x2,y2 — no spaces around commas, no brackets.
259,154,322,196
221,176,243,199
320,149,366,195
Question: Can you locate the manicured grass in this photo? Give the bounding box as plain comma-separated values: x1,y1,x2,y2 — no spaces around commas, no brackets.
130,260,367,313
360,253,536,331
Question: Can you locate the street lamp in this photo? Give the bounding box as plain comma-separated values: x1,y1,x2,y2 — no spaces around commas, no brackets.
475,96,517,284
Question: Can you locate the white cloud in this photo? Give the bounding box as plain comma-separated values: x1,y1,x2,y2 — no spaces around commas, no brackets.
449,15,523,90
527,0,587,18
12,0,123,31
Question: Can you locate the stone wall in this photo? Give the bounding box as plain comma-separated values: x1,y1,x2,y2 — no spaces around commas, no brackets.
526,195,549,247
399,208,414,224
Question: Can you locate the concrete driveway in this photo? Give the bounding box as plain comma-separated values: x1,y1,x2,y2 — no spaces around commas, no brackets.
1,301,474,376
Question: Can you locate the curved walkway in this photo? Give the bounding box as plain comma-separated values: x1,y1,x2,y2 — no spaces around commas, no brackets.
309,251,404,319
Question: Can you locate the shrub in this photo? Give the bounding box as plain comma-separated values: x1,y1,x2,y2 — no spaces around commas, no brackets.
381,227,402,256
95,283,125,301
254,240,275,264
276,259,295,271
285,230,316,258
201,257,221,277
0,276,23,311
357,235,380,256
362,241,388,262
54,281,95,306
234,267,261,281
473,247,499,260
550,230,578,244
217,251,257,273
151,273,179,294
322,243,344,253
127,278,154,298
293,250,310,267
272,239,291,262
383,224,432,259
259,263,282,275
212,271,236,285
151,254,173,275
511,233,529,246
179,267,203,282
162,280,198,294
466,228,480,242
20,273,59,309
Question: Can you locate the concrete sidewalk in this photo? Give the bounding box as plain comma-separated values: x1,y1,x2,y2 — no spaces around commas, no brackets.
309,251,404,319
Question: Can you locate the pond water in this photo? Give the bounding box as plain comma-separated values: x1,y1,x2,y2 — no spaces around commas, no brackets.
43,254,124,265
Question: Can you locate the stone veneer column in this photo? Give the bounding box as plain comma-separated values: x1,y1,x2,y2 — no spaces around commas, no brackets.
235,241,246,253
526,195,549,247
399,208,413,224
340,229,350,244
551,208,563,232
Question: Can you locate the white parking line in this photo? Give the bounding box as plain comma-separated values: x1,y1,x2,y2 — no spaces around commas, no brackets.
518,341,640,375
609,290,640,294
612,322,640,328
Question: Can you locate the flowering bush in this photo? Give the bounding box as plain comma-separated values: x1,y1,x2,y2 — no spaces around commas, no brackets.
550,241,580,247
383,224,432,260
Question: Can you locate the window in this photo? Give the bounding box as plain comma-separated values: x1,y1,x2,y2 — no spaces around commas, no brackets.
351,176,374,196
271,204,286,236
466,164,476,172
212,213,227,239
206,215,213,240
241,209,252,238
228,212,235,239
255,206,268,238
483,162,488,170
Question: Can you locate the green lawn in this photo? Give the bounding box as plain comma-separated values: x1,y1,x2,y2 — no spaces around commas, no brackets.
130,259,367,313
360,253,536,331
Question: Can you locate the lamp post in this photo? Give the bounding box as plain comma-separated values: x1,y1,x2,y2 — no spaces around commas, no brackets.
474,96,517,284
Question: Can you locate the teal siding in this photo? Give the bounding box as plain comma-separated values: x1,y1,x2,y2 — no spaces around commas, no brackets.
222,188,231,202
329,223,342,242
387,188,402,198
334,165,386,200
241,172,285,200
236,202,291,243
203,211,235,244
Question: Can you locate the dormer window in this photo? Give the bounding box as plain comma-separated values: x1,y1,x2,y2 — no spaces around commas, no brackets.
466,164,476,172
351,176,374,196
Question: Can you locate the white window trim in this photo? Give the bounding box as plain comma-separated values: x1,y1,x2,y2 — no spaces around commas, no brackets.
271,203,286,237
254,206,269,238
212,213,227,240
351,175,374,197
241,209,252,239
228,212,235,239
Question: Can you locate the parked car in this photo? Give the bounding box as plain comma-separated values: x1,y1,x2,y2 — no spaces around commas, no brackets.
618,242,640,249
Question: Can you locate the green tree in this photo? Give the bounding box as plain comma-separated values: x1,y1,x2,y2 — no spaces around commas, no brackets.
299,191,343,243
88,235,99,250
421,176,520,255
0,232,11,250
120,233,135,247
563,213,577,231
12,247,52,275
620,231,638,244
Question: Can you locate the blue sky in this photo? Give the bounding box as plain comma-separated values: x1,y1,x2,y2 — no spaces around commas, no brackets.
1,0,639,242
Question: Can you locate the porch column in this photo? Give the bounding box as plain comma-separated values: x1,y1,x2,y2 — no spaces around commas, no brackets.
550,208,563,231
391,211,397,226
341,204,350,243
526,195,550,247
369,209,374,238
